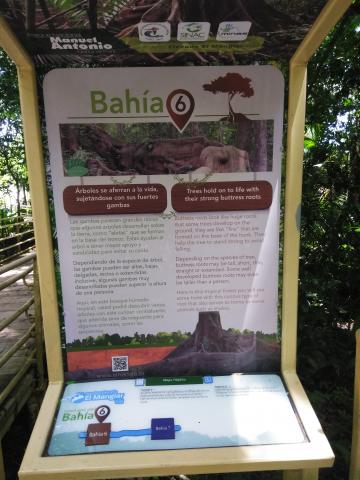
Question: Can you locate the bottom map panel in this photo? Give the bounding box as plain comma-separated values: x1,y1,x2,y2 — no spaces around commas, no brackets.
47,374,306,456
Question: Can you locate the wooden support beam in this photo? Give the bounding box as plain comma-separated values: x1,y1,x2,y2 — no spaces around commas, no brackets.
284,469,319,480
349,330,360,480
0,443,5,480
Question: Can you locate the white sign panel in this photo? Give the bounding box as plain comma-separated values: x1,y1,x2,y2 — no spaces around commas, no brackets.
43,66,284,380
47,374,305,455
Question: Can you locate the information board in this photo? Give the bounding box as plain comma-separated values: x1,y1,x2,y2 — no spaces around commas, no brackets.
43,65,284,380
47,374,305,456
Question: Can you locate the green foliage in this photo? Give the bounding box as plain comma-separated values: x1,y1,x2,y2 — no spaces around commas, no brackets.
65,148,89,176
67,330,191,350
297,327,355,479
0,49,21,123
297,4,359,479
300,2,359,333
0,49,28,212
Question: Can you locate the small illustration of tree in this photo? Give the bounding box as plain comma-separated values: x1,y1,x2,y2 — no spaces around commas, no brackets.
203,73,254,121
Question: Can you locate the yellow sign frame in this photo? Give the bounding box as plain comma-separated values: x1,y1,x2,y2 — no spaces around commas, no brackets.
349,329,360,480
0,0,352,477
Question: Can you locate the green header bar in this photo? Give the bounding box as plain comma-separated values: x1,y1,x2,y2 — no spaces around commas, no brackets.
122,37,264,55
146,376,204,386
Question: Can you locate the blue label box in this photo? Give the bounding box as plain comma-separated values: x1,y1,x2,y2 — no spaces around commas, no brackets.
151,418,175,440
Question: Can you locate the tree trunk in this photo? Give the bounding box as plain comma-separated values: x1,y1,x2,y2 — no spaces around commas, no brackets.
22,185,27,205
348,113,360,205
234,116,253,169
60,124,80,155
60,124,128,170
252,120,268,171
15,180,21,216
235,119,269,172
116,123,125,139
191,123,200,136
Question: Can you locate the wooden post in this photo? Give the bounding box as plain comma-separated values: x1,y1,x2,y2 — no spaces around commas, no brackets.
349,330,360,480
33,257,45,390
284,469,319,480
0,442,5,480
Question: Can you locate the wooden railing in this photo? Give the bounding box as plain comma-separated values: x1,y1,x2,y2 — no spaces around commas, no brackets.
0,213,35,263
0,252,44,476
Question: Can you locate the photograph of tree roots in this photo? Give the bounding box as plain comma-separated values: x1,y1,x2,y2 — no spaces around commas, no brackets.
1,0,328,67
0,1,359,479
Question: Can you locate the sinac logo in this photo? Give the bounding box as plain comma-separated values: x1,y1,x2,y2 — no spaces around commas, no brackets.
185,23,202,33
177,22,210,42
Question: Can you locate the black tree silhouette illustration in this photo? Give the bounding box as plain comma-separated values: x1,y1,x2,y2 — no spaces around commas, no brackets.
203,73,254,122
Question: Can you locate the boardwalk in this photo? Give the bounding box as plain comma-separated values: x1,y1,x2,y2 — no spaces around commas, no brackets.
0,254,44,480
0,257,35,391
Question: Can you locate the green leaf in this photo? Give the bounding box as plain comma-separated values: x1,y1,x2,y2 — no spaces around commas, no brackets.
304,138,316,149
67,166,89,177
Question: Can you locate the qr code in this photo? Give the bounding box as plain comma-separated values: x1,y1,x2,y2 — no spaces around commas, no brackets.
112,356,129,372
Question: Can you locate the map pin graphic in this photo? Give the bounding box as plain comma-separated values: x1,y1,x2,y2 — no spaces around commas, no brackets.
166,89,195,132
95,405,110,423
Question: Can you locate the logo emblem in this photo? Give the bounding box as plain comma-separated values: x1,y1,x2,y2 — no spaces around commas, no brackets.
166,89,195,132
69,390,125,404
138,22,171,42
216,22,251,41
177,22,210,42
95,405,111,423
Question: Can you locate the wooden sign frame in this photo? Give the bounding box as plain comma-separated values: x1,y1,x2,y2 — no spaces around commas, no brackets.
0,0,352,478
